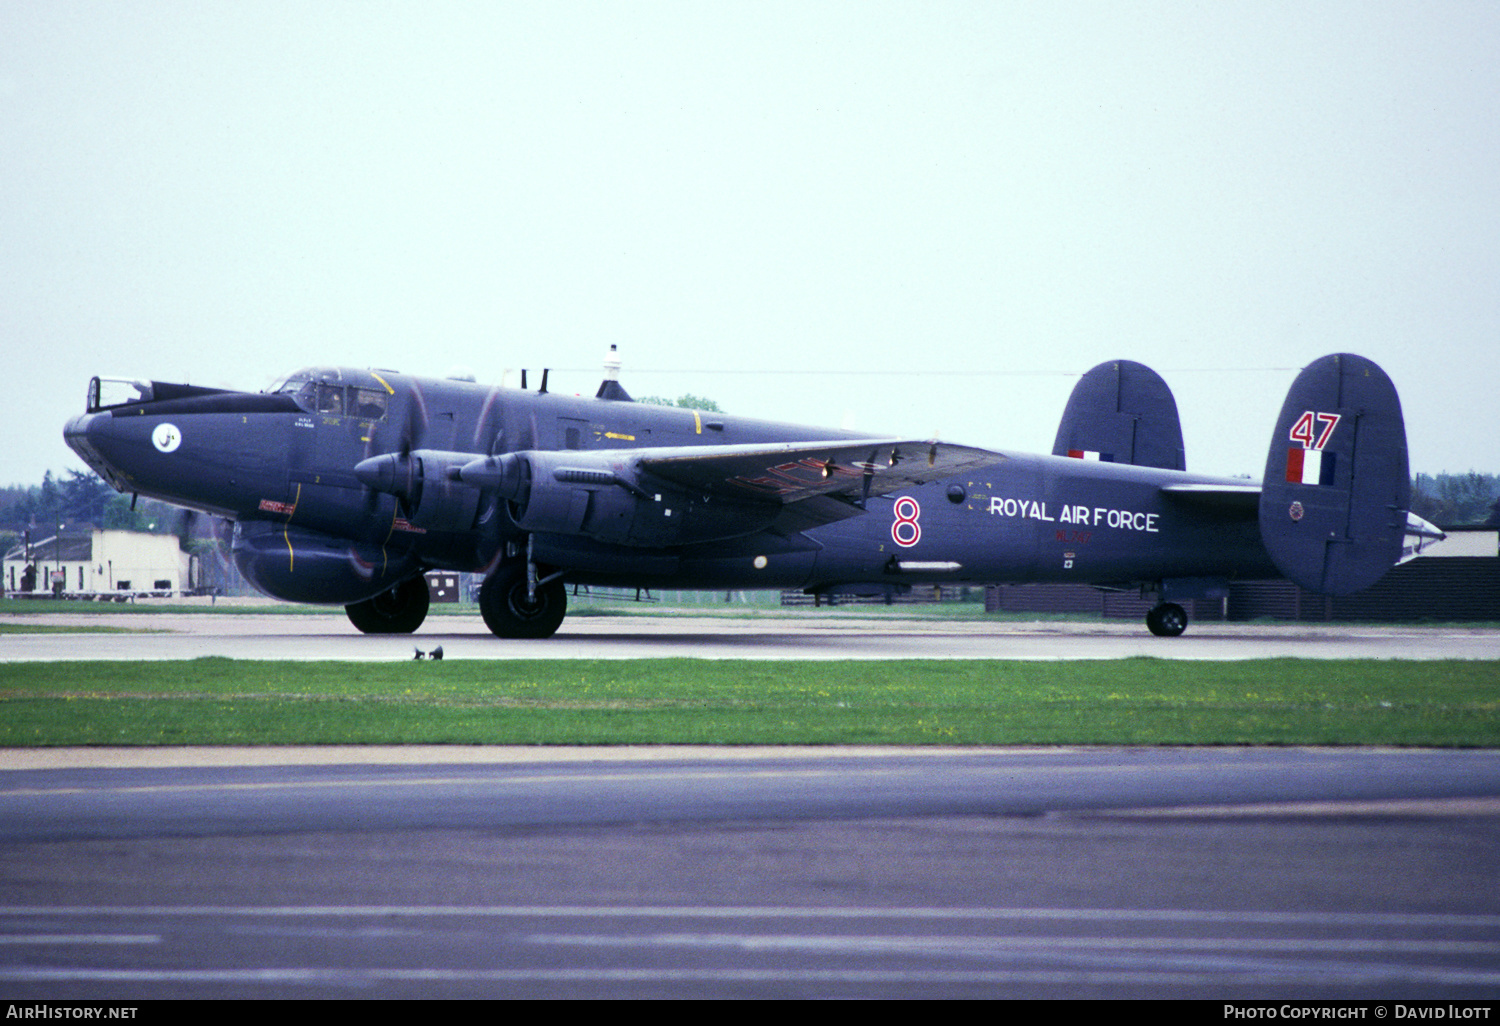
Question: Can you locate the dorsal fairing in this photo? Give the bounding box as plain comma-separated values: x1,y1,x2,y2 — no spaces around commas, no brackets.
1053,360,1186,471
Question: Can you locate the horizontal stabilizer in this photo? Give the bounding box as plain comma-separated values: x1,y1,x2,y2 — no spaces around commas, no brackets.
1258,353,1410,594
1159,481,1261,513
1053,360,1186,470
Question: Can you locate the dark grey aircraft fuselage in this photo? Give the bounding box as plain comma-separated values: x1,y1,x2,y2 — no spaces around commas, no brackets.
64,365,1277,618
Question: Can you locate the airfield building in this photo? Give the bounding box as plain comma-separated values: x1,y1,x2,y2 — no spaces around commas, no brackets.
3,529,193,598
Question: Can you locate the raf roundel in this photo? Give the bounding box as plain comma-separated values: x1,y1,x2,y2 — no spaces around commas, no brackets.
152,422,183,453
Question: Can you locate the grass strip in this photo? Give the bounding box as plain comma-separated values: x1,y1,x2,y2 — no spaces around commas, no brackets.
0,657,1496,747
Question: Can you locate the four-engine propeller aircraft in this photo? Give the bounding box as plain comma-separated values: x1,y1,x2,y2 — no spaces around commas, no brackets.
64,350,1441,639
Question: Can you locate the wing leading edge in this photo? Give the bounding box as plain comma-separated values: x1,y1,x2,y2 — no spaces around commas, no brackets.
454,438,1005,540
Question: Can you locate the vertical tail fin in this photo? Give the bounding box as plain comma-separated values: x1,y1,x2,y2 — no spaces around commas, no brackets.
1052,360,1186,470
1257,353,1410,594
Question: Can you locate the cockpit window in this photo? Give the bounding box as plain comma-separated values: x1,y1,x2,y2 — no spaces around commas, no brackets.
269,370,386,419
351,387,388,420
274,379,318,413
316,383,345,416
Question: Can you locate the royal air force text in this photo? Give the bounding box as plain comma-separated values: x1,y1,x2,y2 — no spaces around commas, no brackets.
987,498,1159,533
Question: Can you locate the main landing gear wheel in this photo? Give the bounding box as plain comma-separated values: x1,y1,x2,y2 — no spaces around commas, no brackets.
345,575,431,634
479,564,566,639
1145,602,1188,638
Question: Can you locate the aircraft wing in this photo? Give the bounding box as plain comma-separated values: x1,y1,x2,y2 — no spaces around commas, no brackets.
1158,481,1262,512
637,438,1003,504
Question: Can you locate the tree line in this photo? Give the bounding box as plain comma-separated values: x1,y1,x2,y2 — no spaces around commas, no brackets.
1410,472,1500,528
0,470,194,552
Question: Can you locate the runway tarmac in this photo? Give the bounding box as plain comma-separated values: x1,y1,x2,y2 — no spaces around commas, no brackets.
3,608,1498,998
4,608,1500,660
3,745,1499,1000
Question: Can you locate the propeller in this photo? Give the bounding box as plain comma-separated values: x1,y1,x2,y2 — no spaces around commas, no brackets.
359,382,430,521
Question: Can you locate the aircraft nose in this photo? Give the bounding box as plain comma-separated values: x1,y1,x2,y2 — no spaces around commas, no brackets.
64,411,134,491
63,412,104,461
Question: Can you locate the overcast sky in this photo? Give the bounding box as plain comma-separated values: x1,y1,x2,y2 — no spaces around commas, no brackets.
3,1,1496,488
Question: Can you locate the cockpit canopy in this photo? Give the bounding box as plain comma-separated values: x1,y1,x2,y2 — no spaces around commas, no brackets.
268,368,391,420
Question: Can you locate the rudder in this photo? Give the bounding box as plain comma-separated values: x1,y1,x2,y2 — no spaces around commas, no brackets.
1258,353,1410,595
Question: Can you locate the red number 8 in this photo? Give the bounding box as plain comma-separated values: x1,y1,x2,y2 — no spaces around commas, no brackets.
892,496,921,548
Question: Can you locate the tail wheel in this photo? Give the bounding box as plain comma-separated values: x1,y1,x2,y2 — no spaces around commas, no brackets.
479,564,566,639
346,575,431,634
1145,602,1188,638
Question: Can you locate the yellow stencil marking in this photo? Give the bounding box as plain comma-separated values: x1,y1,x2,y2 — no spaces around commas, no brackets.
282,484,301,571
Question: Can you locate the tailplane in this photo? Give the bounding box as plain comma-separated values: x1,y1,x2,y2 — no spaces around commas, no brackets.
1053,360,1186,470
1257,353,1416,594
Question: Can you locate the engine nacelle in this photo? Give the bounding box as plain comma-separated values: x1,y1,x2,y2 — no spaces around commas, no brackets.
460,450,776,547
354,449,486,533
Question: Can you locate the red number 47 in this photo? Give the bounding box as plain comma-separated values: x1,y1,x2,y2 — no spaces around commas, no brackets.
1289,411,1341,450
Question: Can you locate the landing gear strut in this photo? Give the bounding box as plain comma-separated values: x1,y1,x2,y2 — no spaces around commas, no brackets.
345,575,431,634
479,562,567,639
1145,602,1188,637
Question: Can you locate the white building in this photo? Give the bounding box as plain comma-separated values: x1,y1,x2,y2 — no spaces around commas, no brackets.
4,529,192,596
1420,526,1499,557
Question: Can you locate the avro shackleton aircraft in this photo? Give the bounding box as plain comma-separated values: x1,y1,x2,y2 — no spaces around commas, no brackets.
64,350,1440,639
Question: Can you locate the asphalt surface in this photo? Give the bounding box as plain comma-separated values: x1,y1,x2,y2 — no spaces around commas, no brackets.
2,610,1497,999
3,607,1500,660
2,746,1499,1000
